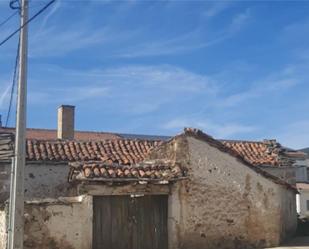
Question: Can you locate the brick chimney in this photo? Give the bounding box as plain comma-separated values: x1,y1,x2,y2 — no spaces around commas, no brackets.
57,105,75,140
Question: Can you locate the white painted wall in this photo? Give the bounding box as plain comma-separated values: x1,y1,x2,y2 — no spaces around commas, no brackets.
297,189,309,218
23,196,92,249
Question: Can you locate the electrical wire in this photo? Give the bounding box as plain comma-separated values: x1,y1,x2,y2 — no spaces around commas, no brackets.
0,0,56,47
5,32,20,127
0,11,19,29
9,0,20,10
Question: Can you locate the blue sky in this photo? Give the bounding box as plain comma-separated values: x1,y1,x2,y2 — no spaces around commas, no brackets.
1,0,309,149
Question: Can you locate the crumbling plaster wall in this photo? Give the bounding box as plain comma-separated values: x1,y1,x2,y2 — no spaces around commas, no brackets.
149,135,297,249
23,196,92,249
0,162,76,203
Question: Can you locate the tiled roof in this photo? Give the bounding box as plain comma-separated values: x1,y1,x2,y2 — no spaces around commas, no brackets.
222,140,306,167
69,160,186,182
296,183,309,190
26,139,162,164
222,141,278,166
24,137,284,166
1,128,304,168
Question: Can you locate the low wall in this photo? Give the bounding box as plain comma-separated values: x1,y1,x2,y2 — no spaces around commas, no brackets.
0,196,94,249
23,196,92,249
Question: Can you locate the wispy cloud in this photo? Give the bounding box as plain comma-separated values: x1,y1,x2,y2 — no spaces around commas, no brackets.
273,120,309,149
228,8,251,33
26,3,250,58
29,86,109,104
114,30,225,58
27,59,303,132
202,1,231,18
29,27,107,57
0,83,11,111
115,9,251,58
163,117,257,138
39,0,62,30
217,64,301,108
27,64,216,115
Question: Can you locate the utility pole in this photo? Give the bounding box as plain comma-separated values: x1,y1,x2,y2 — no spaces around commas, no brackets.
8,0,28,248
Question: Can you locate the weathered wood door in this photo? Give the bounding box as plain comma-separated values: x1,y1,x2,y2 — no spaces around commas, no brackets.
93,195,168,249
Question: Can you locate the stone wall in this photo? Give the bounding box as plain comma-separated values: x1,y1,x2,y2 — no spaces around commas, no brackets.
0,162,11,204
23,196,92,249
0,162,75,203
166,135,297,249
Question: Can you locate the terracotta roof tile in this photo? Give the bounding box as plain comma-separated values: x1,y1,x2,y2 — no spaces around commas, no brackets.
221,140,304,167
222,141,278,166
69,160,186,182
16,137,302,168
2,127,304,168
26,139,162,164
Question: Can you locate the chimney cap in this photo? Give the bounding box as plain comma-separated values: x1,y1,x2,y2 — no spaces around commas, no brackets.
58,105,75,109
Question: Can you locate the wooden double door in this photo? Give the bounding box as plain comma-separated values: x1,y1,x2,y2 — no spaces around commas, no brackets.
93,195,168,249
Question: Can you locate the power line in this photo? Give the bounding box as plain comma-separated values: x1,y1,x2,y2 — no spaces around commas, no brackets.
9,0,20,10
0,11,19,29
5,32,20,127
0,0,56,47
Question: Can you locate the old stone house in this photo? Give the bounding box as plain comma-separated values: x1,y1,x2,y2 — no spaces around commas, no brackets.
0,106,298,249
222,139,309,185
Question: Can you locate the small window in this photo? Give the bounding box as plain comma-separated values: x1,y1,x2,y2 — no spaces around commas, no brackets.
307,200,309,211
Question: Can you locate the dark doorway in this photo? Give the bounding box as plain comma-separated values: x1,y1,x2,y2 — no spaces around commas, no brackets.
93,195,168,249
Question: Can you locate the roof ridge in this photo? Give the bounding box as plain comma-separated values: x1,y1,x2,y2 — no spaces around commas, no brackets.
221,139,265,144
25,138,162,143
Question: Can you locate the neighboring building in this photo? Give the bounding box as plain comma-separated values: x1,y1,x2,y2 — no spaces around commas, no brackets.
0,106,298,249
223,139,309,184
296,183,309,219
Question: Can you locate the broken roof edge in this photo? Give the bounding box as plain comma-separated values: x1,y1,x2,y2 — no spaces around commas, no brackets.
0,132,14,161
181,128,298,193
